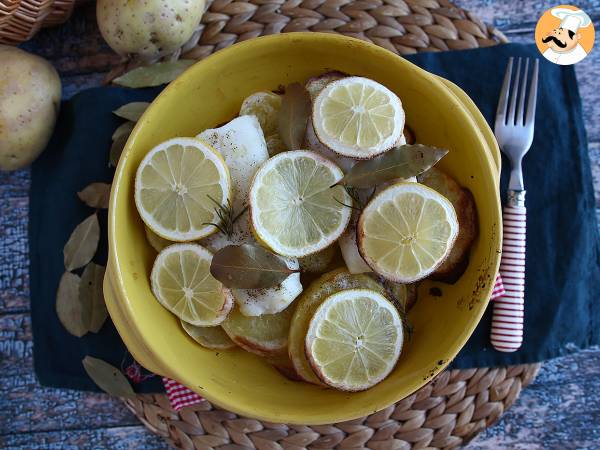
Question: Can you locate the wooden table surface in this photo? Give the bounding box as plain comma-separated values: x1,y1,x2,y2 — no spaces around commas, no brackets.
1,1,599,448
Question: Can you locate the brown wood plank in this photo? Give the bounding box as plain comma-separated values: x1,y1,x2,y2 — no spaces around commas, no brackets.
15,1,600,144
459,0,600,30
0,1,598,447
0,314,140,433
14,2,600,142
0,350,599,447
20,4,120,77
530,347,600,387
468,359,600,448
574,53,600,144
0,372,141,435
2,309,600,442
0,313,32,377
591,143,600,208
0,426,165,449
61,73,109,100
0,170,29,314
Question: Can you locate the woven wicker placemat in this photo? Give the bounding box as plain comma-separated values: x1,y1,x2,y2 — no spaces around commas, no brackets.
103,0,510,82
0,0,76,44
109,1,534,449
124,365,541,449
182,0,509,58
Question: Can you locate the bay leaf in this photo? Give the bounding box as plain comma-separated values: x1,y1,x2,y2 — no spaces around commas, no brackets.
63,213,100,271
78,182,111,209
80,263,108,333
56,272,87,337
278,83,311,151
210,244,296,289
337,144,449,188
112,121,135,141
82,356,136,399
109,131,129,168
112,102,149,122
113,60,195,88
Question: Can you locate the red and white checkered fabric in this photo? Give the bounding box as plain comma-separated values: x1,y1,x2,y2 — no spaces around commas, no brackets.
491,274,506,300
163,377,203,411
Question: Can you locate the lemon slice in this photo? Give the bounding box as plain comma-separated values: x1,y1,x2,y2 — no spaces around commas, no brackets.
339,170,414,275
151,244,233,326
312,77,405,159
180,320,236,350
239,92,285,156
249,150,352,257
240,91,282,136
135,137,231,242
358,182,459,283
306,288,403,391
306,122,407,175
222,304,295,357
289,269,387,384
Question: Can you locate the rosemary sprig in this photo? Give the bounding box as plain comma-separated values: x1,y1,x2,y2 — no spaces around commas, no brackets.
203,195,247,238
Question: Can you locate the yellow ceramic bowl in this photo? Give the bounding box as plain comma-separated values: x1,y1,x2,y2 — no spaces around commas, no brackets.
105,32,502,425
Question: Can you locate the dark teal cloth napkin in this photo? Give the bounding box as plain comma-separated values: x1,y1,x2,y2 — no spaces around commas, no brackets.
29,43,600,392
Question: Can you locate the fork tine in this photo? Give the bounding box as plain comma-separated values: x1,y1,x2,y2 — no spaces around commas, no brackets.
507,57,521,125
516,58,529,126
496,57,513,123
525,59,539,126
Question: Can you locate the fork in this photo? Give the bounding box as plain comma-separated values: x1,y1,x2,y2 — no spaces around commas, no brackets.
490,57,539,352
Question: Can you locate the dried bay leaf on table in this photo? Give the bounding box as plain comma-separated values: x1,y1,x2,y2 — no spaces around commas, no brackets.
113,60,195,88
109,131,130,168
278,83,311,151
78,182,111,209
112,102,150,122
82,356,136,399
112,121,135,141
80,263,108,333
338,144,449,188
56,272,87,337
210,244,296,289
63,213,100,271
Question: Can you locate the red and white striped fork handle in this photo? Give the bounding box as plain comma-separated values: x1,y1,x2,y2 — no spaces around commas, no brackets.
491,204,526,352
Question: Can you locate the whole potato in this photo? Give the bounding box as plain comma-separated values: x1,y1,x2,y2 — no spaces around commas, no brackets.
97,0,205,60
0,46,61,171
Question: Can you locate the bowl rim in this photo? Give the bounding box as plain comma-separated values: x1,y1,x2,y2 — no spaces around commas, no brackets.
107,31,502,424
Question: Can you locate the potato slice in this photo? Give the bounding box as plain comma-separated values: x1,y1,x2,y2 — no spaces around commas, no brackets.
374,276,419,312
418,167,478,283
305,71,345,101
266,353,303,382
298,245,338,273
288,268,388,385
222,304,295,357
145,225,172,252
180,320,236,350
